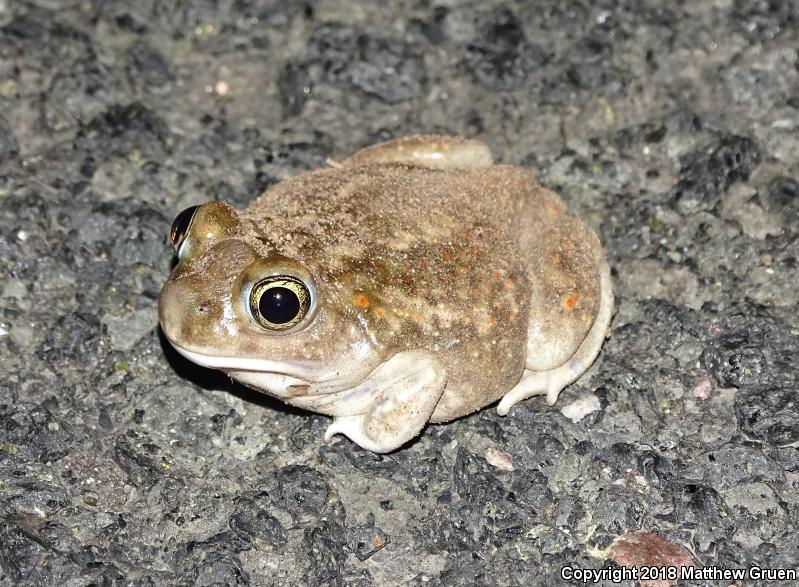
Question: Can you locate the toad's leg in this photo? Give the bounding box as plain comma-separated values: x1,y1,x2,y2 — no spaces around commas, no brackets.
324,351,447,453
497,260,613,415
342,134,494,169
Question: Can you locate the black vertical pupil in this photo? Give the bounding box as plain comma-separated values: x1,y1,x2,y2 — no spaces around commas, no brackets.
170,205,200,251
258,287,300,324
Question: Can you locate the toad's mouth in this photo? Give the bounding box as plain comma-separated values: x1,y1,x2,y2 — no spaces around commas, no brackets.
165,338,372,399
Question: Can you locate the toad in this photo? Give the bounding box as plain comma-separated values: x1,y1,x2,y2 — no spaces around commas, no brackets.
158,135,613,452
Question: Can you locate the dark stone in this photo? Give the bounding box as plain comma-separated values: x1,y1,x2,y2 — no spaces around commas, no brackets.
36,313,103,367
735,386,799,444
278,61,312,116
78,103,172,158
336,569,374,587
423,501,491,554
183,529,250,557
346,34,426,103
44,56,117,133
594,369,660,417
732,0,799,41
514,431,567,469
773,446,799,472
351,518,389,561
0,382,17,415
277,465,330,515
700,331,769,388
301,23,426,104
673,135,762,213
636,450,674,487
464,8,546,91
596,442,639,477
0,405,71,462
304,517,348,584
669,481,733,537
517,0,590,40
685,444,782,489
228,499,286,548
568,34,611,66
453,448,506,504
317,440,395,472
125,40,173,89
411,5,449,45
764,537,799,573
613,123,667,158
190,556,250,586
0,521,50,583
591,487,646,534
763,176,799,223
112,434,163,489
0,115,19,161
1,11,93,62
0,513,83,583
510,469,554,510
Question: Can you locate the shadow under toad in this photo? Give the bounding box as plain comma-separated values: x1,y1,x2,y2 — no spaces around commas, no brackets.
157,328,308,417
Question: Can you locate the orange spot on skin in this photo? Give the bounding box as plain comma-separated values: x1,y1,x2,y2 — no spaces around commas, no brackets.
490,318,497,326
563,291,580,310
375,308,385,318
494,271,502,280
503,278,513,289
412,313,422,323
420,259,429,269
561,239,574,250
353,294,370,309
546,202,560,216
442,250,453,261
472,246,480,254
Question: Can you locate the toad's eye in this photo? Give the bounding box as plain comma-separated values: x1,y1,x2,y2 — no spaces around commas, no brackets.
170,205,200,253
249,276,312,331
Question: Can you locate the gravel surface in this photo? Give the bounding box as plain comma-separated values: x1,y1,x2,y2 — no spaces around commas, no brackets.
1,1,798,585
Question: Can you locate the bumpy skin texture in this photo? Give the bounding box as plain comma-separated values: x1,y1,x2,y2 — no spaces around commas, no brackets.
159,135,610,450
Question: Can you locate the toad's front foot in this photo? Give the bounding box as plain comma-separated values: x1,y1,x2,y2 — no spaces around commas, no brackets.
324,351,447,453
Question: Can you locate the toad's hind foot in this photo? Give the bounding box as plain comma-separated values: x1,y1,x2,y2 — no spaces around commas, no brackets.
497,367,576,416
324,351,447,453
497,260,613,416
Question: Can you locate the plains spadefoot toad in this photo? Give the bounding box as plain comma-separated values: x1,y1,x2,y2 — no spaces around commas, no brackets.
158,135,613,452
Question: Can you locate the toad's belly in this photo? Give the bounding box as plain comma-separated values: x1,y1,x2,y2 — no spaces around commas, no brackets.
428,343,528,422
